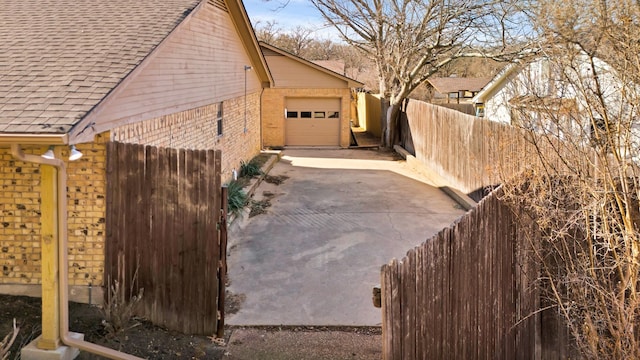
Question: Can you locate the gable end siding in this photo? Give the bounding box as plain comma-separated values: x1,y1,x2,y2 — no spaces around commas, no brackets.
265,55,348,88
90,1,261,133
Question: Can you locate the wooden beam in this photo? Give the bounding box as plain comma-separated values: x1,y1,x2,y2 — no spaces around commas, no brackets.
37,163,61,350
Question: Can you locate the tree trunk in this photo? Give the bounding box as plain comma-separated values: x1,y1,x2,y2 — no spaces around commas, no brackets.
382,100,401,149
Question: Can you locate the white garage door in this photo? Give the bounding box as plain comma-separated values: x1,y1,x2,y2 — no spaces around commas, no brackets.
285,98,341,146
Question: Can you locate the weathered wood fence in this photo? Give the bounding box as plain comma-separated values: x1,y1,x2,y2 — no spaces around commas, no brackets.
380,99,580,359
381,190,546,359
105,142,226,335
400,100,542,198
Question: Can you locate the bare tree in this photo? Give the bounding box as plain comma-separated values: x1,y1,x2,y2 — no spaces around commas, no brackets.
253,20,281,45
309,0,533,147
500,1,640,357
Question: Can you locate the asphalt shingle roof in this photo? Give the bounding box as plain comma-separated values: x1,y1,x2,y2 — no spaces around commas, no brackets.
0,0,201,134
427,77,492,94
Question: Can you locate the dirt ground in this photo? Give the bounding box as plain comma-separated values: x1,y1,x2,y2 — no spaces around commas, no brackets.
0,294,382,360
0,294,226,359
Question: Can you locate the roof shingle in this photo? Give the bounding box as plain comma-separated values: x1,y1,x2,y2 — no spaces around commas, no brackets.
427,77,492,94
0,0,201,134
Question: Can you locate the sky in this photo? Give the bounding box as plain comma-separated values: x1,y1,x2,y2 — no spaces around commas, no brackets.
242,0,339,39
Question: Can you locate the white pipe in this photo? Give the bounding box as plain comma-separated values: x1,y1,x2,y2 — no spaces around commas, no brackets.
11,144,143,360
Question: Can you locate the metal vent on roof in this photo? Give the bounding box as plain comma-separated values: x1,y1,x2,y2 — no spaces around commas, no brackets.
208,0,228,12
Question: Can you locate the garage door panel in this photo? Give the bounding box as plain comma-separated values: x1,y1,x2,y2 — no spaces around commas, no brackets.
285,97,341,146
286,119,340,146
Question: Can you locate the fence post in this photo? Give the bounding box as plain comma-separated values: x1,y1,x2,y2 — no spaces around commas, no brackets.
216,185,228,338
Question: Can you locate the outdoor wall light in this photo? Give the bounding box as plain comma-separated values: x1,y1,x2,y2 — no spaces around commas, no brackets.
41,145,83,160
41,146,55,159
69,145,83,161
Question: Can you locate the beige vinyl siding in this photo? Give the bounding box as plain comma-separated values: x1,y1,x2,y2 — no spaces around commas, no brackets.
285,98,341,146
91,1,261,130
265,54,346,88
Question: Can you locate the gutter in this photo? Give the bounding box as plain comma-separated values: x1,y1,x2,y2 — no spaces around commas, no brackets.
0,134,68,146
10,144,143,360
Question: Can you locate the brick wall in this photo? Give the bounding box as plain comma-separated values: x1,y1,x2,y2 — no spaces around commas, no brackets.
0,132,109,290
112,92,262,182
261,88,353,148
1,93,260,298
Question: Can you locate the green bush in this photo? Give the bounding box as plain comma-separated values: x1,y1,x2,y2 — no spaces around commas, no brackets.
239,159,263,178
227,180,248,216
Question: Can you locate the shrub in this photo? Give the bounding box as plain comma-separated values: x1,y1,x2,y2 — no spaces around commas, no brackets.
239,159,262,178
227,180,248,217
101,253,144,337
0,318,18,360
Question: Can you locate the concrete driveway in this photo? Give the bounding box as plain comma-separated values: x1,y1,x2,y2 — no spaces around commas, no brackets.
226,149,465,326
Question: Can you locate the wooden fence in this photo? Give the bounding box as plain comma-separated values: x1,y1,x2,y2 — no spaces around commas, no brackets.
381,189,547,359
381,99,582,358
400,99,546,197
357,92,384,137
105,142,225,335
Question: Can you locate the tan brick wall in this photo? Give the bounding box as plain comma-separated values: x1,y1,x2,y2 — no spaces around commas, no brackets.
1,93,261,292
262,88,353,148
112,92,262,182
0,132,109,288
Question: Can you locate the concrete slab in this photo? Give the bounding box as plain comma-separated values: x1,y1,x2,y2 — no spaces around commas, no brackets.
226,149,466,326
21,333,83,360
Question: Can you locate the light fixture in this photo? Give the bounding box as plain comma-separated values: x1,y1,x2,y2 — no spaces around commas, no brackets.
68,145,83,161
41,146,55,159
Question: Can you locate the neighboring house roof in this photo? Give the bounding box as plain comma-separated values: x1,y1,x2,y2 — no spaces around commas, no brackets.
260,42,364,88
427,77,492,94
0,0,271,143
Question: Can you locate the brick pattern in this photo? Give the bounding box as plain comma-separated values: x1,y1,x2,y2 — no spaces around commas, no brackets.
1,91,261,288
112,93,262,182
0,147,41,284
0,133,109,286
261,88,353,148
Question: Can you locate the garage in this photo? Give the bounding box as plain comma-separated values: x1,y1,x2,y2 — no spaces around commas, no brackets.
285,98,341,146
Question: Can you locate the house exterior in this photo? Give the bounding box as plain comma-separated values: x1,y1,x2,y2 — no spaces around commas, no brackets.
472,54,640,157
472,57,588,127
0,0,271,302
260,43,364,148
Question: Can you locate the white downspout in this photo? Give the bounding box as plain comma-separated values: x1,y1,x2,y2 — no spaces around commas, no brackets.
11,144,143,360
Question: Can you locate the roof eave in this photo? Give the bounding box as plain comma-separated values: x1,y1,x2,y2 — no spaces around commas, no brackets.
226,0,273,86
472,64,521,104
0,133,69,146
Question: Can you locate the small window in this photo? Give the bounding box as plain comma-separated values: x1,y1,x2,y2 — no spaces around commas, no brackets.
328,112,339,118
217,102,223,136
301,111,312,118
314,112,325,118
287,111,298,118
